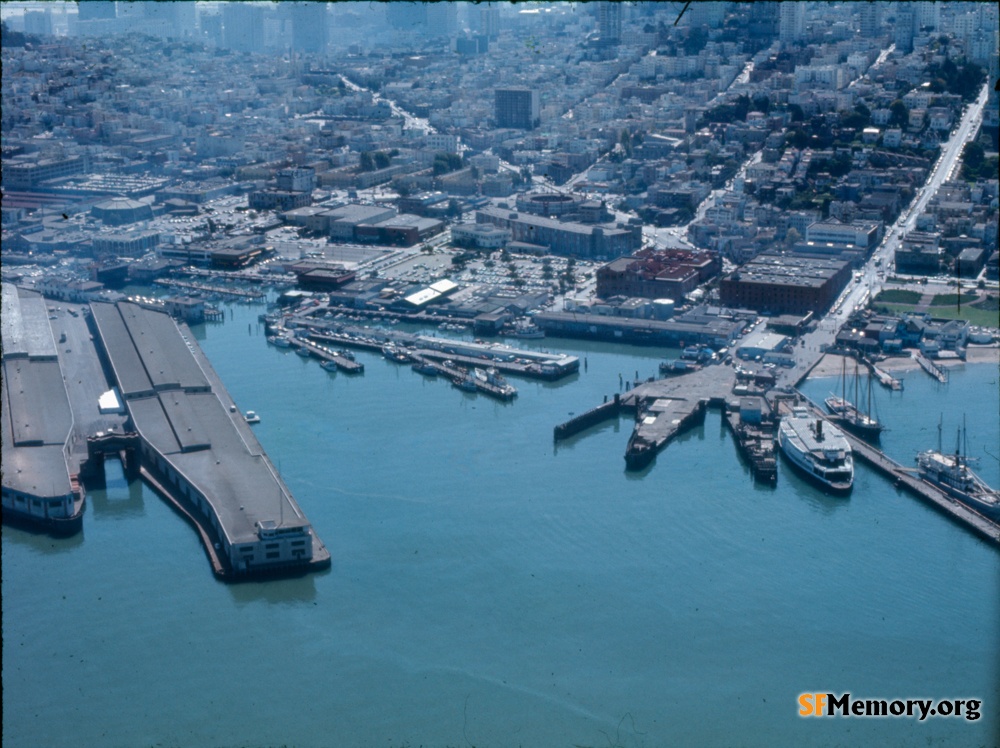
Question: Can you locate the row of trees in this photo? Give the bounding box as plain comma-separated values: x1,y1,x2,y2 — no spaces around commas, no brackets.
432,152,463,176
358,149,399,172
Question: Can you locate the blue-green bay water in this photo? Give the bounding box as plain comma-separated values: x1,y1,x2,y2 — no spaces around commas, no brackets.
3,302,998,748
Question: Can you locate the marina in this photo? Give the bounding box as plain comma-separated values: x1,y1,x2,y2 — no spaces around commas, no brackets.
153,277,266,301
556,341,999,545
5,297,998,748
285,324,578,382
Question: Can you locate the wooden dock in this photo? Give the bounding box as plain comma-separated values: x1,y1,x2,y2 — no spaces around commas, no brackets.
914,352,948,383
782,398,999,547
845,430,999,546
154,278,265,301
288,335,365,374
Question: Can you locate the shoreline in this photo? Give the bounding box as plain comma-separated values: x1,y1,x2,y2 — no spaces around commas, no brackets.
807,347,1000,379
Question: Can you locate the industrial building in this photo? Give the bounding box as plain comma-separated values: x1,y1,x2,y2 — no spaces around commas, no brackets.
596,248,720,301
718,252,852,315
1,285,84,534
476,207,640,259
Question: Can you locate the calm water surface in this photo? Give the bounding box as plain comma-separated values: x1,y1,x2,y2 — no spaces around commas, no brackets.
3,302,998,748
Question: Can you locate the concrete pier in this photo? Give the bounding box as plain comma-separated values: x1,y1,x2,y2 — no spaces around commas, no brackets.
624,397,707,470
90,301,331,578
845,429,999,546
553,395,622,441
780,398,1000,546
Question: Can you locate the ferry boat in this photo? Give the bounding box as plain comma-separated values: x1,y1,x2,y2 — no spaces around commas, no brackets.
244,411,261,424
778,407,854,493
917,419,1000,519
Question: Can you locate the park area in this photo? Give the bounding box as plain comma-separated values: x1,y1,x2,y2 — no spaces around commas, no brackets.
872,288,1000,328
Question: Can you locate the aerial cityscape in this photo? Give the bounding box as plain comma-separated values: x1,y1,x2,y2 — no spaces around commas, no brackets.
2,2,998,746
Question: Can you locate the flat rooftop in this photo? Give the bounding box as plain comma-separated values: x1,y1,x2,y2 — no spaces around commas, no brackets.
94,302,314,547
730,252,849,288
1,284,74,498
2,284,58,361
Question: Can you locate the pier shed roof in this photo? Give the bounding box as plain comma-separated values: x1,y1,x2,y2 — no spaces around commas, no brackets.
1,380,71,498
3,359,74,447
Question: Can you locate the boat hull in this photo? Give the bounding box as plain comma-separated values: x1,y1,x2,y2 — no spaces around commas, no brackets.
778,415,854,494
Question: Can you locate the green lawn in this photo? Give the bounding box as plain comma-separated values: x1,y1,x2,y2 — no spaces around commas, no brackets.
875,289,922,304
929,292,979,306
871,295,1000,328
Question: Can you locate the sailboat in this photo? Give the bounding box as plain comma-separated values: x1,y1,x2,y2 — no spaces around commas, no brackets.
917,416,1000,519
824,357,884,442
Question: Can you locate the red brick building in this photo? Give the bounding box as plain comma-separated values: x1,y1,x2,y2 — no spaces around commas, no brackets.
596,248,720,300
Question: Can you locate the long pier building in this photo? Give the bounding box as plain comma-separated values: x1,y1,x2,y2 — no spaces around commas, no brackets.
1,285,85,533
88,301,330,576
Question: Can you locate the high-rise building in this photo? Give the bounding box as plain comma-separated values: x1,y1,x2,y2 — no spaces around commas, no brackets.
200,12,223,46
222,3,264,54
749,2,780,39
290,2,327,54
597,2,621,45
479,4,500,39
914,1,939,31
23,10,53,36
894,2,915,54
495,87,540,130
426,3,457,38
77,1,116,21
779,2,804,43
858,2,879,38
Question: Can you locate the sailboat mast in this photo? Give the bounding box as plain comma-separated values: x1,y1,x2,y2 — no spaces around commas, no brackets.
866,369,872,418
854,359,859,414
842,356,846,407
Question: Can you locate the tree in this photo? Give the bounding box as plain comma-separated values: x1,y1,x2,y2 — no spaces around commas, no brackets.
359,151,374,172
373,151,391,170
785,227,801,246
889,100,909,128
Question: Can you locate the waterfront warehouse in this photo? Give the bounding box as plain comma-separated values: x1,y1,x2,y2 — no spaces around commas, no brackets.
89,301,329,576
1,285,85,533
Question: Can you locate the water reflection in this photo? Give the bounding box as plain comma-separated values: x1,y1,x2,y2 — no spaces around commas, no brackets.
227,572,322,606
1,523,85,553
